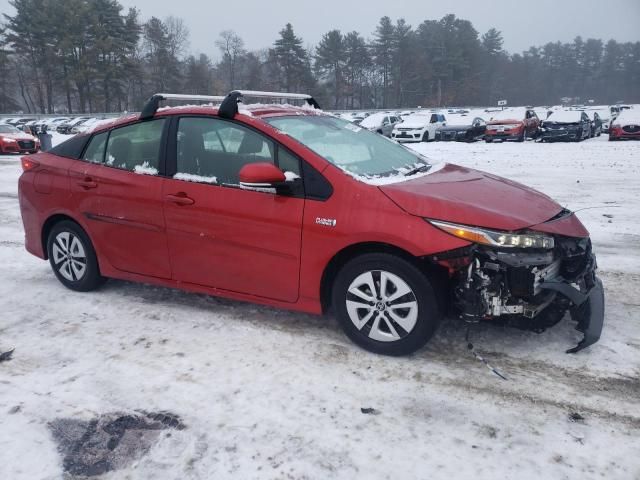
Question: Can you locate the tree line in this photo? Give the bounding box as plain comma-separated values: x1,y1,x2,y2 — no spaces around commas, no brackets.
1,0,639,114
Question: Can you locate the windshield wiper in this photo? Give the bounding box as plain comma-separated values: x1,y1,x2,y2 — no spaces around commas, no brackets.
404,164,431,176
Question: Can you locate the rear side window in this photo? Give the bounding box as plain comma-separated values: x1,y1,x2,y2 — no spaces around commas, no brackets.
49,134,90,159
82,131,108,164
105,119,165,174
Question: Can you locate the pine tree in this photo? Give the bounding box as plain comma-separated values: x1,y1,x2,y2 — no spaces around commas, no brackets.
273,23,311,92
372,16,394,107
315,30,345,108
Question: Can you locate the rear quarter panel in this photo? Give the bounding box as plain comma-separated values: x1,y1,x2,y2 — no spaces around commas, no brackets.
19,153,78,258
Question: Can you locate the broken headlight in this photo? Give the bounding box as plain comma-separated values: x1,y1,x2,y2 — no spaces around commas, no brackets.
429,220,555,249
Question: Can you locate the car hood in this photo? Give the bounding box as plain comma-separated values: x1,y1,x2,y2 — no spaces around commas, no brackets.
0,132,37,141
379,163,564,231
438,124,472,131
487,119,523,125
397,119,429,128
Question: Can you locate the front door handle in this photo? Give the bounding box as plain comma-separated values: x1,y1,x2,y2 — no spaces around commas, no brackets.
165,193,195,206
77,177,97,189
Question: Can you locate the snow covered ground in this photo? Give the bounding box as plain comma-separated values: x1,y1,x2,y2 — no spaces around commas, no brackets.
0,135,639,479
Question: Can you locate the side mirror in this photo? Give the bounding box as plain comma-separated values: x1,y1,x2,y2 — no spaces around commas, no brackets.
239,162,287,190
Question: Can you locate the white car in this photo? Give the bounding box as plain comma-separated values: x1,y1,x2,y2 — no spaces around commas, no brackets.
71,117,109,134
359,112,402,137
391,112,446,142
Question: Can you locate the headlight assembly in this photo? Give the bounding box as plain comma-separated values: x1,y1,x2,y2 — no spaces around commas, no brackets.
429,219,555,249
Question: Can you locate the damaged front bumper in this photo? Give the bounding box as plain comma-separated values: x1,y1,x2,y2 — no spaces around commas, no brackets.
433,237,605,353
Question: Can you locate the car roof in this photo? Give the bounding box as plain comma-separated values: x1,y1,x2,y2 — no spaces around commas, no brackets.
91,104,326,135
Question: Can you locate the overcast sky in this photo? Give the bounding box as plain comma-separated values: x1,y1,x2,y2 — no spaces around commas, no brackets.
2,0,639,59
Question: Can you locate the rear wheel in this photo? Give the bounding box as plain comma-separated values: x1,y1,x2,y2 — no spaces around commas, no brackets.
332,253,441,356
46,220,105,292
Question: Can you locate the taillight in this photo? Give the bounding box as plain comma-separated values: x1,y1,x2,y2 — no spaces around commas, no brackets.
21,157,39,172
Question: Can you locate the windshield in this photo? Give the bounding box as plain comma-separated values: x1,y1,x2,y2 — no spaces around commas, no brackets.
265,115,430,177
0,125,21,134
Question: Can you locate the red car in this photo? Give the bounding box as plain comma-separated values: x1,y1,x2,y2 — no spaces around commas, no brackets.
18,91,604,355
485,108,540,142
609,110,640,141
0,123,40,154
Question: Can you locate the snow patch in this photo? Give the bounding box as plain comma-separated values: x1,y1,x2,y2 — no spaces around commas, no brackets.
173,172,218,184
134,162,158,175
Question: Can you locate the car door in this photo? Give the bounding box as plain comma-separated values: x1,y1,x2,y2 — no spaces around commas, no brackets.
161,116,305,302
68,119,172,279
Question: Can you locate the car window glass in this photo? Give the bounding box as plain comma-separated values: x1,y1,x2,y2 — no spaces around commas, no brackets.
82,131,108,164
176,117,276,186
277,148,301,177
105,119,165,174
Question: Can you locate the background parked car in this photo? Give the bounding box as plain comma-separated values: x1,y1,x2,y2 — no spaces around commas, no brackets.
360,112,402,137
609,110,640,141
0,123,40,153
71,117,107,134
589,111,603,137
485,108,539,142
585,108,610,133
539,110,592,142
391,111,446,142
57,117,91,134
434,115,486,142
32,117,70,134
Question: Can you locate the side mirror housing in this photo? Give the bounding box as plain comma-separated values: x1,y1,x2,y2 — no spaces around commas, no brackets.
239,162,286,189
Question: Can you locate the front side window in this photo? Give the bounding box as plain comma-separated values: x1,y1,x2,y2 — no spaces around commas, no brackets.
82,131,108,164
105,119,165,174
175,117,275,185
265,115,430,178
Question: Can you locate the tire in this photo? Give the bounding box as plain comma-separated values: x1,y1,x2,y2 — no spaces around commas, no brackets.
517,128,525,142
485,138,493,143
46,220,106,292
331,253,441,356
422,131,429,142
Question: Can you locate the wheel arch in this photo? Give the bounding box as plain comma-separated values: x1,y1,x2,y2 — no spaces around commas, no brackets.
41,213,85,260
319,241,448,314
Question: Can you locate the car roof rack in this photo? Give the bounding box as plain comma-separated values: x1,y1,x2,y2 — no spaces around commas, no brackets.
140,93,226,120
218,90,321,119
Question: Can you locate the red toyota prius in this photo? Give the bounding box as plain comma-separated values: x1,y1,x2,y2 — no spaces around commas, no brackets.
18,91,604,355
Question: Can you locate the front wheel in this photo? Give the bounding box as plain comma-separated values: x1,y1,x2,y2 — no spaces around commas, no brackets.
331,253,441,356
47,220,106,292
422,131,429,142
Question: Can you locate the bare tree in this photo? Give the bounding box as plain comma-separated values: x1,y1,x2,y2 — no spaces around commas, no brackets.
215,30,246,90
165,16,190,58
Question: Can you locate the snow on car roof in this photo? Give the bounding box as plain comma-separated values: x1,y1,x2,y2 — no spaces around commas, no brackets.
546,110,583,122
359,112,388,128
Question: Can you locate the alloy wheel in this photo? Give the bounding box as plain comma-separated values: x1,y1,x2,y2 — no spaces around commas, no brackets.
345,270,418,342
51,231,87,282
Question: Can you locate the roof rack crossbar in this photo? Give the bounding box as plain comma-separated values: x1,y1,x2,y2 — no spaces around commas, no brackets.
218,90,321,119
140,93,226,120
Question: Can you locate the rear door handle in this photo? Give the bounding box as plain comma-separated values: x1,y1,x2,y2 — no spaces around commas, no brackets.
165,193,195,206
77,177,97,189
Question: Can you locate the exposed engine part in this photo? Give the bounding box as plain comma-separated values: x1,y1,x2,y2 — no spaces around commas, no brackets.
441,237,599,342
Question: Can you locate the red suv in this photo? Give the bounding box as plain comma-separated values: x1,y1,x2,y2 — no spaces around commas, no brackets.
18,91,604,355
485,108,540,142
